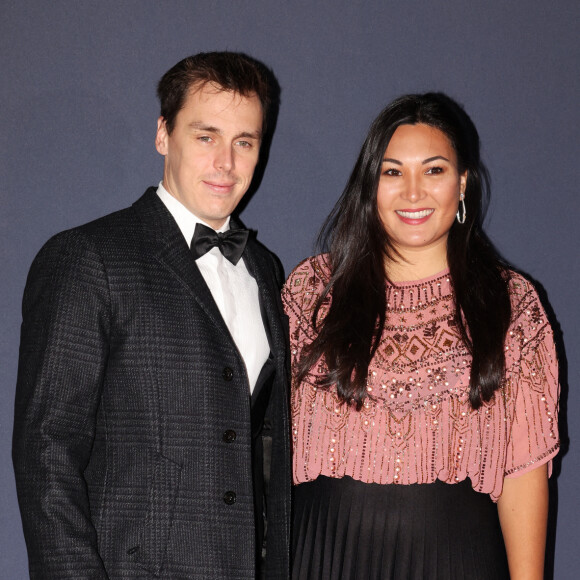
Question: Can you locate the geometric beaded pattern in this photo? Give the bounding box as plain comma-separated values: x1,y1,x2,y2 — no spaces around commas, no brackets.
283,255,560,500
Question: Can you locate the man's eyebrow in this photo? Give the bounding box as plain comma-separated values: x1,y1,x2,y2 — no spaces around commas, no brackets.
188,123,261,140
189,122,222,134
237,130,262,140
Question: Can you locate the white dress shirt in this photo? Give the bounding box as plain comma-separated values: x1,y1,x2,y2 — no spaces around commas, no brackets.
157,183,270,394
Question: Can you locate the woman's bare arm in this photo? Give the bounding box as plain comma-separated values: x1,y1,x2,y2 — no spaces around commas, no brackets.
497,463,549,580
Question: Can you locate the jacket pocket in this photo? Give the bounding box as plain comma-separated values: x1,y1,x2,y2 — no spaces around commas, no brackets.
129,449,182,576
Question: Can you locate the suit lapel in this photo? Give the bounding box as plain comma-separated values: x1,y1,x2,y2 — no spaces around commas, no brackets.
132,188,231,337
132,190,284,398
242,241,277,348
241,234,286,404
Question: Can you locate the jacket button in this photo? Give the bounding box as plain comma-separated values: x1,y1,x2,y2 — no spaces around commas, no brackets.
223,491,236,505
222,367,233,381
223,429,236,443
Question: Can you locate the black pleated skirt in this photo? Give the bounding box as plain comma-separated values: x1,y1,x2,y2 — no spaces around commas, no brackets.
292,476,509,580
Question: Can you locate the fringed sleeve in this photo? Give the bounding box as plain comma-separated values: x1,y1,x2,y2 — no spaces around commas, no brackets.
503,275,560,478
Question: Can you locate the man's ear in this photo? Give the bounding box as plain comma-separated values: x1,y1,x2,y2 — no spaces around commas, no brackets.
155,116,169,155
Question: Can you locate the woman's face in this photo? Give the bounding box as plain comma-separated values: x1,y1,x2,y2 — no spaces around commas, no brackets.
377,123,467,263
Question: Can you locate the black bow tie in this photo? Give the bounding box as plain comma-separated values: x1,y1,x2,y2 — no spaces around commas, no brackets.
191,223,249,265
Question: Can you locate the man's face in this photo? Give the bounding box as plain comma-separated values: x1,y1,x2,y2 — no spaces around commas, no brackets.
155,83,263,229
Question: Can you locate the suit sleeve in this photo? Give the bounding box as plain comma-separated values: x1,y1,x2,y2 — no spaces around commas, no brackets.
13,230,111,579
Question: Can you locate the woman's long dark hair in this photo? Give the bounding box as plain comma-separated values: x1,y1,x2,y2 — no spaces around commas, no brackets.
296,93,511,410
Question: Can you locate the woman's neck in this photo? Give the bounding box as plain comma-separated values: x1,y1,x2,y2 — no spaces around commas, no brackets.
385,245,448,283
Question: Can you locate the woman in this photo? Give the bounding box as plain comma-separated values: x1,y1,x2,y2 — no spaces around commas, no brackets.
282,93,559,579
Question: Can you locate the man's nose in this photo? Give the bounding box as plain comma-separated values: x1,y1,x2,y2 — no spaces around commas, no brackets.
214,144,234,172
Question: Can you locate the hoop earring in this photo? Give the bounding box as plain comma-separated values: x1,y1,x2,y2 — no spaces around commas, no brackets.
456,194,466,224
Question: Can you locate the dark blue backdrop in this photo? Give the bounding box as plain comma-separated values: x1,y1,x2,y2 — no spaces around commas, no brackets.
1,1,578,577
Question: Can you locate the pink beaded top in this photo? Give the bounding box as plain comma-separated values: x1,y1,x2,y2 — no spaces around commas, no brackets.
282,255,560,500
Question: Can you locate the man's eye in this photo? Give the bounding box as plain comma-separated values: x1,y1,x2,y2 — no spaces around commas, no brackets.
236,140,252,148
199,136,212,143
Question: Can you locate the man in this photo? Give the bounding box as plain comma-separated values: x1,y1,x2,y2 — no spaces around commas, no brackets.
13,52,290,579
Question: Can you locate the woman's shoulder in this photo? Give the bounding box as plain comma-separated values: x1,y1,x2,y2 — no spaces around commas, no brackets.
503,268,541,303
503,269,551,328
284,253,331,286
505,269,535,296
282,254,331,316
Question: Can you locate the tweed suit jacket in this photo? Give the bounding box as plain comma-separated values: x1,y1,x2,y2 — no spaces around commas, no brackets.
13,188,291,579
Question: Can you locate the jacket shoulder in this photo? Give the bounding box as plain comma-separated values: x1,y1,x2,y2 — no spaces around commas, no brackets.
246,235,285,288
36,194,150,262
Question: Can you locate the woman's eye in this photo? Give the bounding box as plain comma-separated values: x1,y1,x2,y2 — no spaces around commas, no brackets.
426,166,444,175
383,168,401,176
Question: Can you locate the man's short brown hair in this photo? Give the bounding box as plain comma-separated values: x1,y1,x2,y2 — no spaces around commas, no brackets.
157,52,273,135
